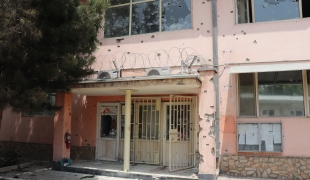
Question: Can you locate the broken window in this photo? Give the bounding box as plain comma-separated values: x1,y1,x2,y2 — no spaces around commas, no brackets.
104,6,130,38
101,115,118,138
236,0,310,24
131,1,160,35
104,0,192,38
162,0,192,31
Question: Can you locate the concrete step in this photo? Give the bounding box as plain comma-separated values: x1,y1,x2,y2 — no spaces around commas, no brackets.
52,161,198,180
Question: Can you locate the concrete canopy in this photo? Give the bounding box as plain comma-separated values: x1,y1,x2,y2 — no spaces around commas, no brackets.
70,75,201,96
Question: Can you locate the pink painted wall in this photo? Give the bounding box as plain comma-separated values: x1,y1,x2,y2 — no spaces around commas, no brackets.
198,71,216,174
71,95,125,147
217,1,310,157
0,109,54,144
92,0,213,72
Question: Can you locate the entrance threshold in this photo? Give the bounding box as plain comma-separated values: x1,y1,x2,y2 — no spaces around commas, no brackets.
52,160,198,180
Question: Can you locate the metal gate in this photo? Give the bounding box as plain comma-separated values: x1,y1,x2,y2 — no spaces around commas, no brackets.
132,98,161,164
168,95,196,172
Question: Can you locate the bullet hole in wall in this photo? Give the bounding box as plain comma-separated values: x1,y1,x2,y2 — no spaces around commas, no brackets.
116,38,124,43
201,23,203,25
141,40,144,43
199,154,204,163
117,45,120,48
211,147,215,156
197,28,200,31
85,139,87,142
151,35,155,38
254,40,257,43
203,136,206,139
108,49,111,52
202,2,205,4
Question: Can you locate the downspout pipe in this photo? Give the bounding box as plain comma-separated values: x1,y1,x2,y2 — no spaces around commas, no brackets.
212,0,220,161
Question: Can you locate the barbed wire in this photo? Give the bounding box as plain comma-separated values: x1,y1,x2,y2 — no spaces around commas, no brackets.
94,47,212,71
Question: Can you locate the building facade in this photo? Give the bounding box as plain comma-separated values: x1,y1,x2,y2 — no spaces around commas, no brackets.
1,0,310,179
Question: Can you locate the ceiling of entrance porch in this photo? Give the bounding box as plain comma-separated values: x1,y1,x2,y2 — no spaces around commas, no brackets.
70,75,201,96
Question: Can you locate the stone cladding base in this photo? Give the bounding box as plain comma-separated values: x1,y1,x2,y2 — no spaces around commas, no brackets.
220,155,310,179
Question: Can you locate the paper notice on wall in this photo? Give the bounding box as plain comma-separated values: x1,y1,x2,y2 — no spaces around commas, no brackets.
268,124,273,132
265,132,274,152
246,124,259,145
260,124,268,141
238,134,246,145
273,124,282,144
238,124,246,134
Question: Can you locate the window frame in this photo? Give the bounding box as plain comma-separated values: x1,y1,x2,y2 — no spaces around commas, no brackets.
237,70,310,118
105,0,193,38
21,93,56,117
235,0,305,24
236,122,283,153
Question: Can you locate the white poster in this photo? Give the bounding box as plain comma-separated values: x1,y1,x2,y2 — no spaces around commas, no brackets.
260,124,268,141
273,124,282,144
238,134,246,145
265,132,274,152
246,124,259,145
238,124,246,134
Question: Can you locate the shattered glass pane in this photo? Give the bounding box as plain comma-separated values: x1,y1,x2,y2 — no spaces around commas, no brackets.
110,0,130,6
104,6,130,38
131,1,159,35
254,0,299,22
162,0,192,31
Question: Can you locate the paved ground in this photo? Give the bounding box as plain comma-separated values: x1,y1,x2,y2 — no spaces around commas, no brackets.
0,162,133,180
0,162,272,180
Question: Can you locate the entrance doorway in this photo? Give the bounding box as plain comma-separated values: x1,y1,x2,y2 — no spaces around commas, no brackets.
96,96,197,171
96,103,120,161
163,96,197,172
